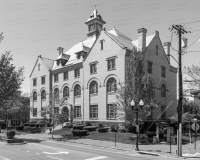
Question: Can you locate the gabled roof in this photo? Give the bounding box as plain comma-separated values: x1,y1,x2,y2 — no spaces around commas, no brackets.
56,53,70,61
52,36,96,70
131,34,155,50
41,57,54,70
85,9,105,24
29,56,54,77
106,28,134,50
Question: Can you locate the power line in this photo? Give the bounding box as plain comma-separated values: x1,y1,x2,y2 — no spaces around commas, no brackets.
185,36,200,50
183,20,200,26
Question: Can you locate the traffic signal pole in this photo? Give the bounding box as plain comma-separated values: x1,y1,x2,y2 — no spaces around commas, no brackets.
170,25,189,156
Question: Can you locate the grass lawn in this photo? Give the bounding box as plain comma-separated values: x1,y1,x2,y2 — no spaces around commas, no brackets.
53,129,147,144
53,128,200,145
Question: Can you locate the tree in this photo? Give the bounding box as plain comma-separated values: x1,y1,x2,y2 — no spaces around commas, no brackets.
116,50,157,126
169,99,200,122
42,90,72,138
0,51,24,105
184,64,200,89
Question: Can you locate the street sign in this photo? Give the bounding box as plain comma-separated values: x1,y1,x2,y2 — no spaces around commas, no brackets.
191,123,199,132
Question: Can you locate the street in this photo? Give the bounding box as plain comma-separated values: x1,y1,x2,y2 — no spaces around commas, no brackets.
0,140,185,160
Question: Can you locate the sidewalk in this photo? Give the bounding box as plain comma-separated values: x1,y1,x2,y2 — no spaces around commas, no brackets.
15,132,200,157
1,130,200,158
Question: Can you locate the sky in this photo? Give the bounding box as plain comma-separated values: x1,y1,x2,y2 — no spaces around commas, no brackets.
0,0,200,93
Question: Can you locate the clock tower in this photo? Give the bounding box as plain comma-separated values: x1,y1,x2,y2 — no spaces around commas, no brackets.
85,9,106,37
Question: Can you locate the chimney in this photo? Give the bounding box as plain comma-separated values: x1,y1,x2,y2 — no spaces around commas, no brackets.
57,47,64,56
163,42,171,63
138,28,147,52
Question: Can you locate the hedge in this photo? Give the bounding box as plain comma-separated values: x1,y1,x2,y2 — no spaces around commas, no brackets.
98,127,110,132
72,130,88,136
83,126,98,131
72,125,85,130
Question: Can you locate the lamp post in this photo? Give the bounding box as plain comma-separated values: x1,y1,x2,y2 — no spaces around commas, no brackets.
131,99,144,151
193,118,197,151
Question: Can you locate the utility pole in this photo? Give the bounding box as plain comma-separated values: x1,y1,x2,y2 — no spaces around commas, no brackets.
170,25,189,157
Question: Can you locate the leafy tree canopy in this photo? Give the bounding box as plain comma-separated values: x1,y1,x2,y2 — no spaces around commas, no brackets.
116,50,157,125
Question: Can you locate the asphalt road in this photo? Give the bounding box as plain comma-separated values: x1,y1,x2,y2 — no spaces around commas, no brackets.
0,140,187,160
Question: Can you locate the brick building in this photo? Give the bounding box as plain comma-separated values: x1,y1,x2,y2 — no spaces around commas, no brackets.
29,9,177,123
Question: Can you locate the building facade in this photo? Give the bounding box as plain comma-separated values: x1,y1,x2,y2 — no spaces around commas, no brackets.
29,9,177,123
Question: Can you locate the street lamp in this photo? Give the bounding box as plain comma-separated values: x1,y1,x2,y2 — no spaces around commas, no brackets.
193,118,198,151
131,99,144,151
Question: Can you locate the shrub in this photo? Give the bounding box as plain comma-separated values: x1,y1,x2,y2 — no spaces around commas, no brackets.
110,125,118,132
72,125,85,130
98,127,110,132
98,122,104,128
7,130,16,139
125,124,136,133
72,130,88,136
85,122,92,126
83,126,98,131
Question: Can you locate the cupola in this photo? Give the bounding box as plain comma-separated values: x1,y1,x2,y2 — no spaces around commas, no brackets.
85,9,106,37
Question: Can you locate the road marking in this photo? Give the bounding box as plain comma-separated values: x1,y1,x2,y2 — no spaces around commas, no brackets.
85,156,107,160
44,141,129,155
26,151,30,152
35,153,40,155
43,151,69,155
127,153,140,156
0,156,10,160
46,156,63,160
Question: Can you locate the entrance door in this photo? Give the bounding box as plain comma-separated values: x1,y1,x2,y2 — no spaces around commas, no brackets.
61,106,69,122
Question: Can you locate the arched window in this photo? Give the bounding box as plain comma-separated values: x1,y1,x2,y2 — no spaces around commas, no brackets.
63,86,69,98
41,90,46,100
74,84,81,97
54,88,59,99
90,81,98,94
107,78,117,92
33,91,37,101
161,84,166,97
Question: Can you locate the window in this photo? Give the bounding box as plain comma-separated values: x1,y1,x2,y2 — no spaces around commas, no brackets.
90,81,98,94
107,104,116,119
74,84,81,97
38,64,40,71
54,74,58,82
41,107,46,117
54,107,59,115
101,40,103,50
41,76,45,85
33,78,37,86
41,90,46,100
74,68,80,78
147,61,153,74
156,45,158,55
161,84,166,97
33,91,37,101
63,86,69,98
107,58,115,70
63,72,68,80
161,66,166,77
54,88,59,99
107,78,117,93
74,106,81,118
161,105,166,119
33,108,37,117
147,79,154,94
90,105,98,118
90,63,97,74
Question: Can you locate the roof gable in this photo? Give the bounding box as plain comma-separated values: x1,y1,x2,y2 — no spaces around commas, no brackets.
29,56,54,77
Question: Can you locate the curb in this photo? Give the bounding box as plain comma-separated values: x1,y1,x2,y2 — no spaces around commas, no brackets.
137,151,161,156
